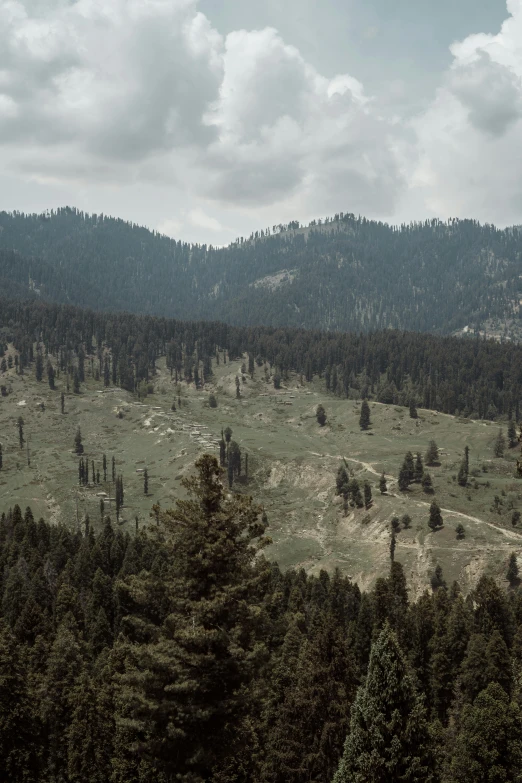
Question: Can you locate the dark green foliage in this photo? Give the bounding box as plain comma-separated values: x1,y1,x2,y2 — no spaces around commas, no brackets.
508,419,517,448
333,624,435,783
359,399,371,430
5,209,522,339
414,452,424,482
208,393,217,408
512,510,521,527
143,468,148,496
379,472,387,494
508,552,519,586
422,472,433,493
425,440,439,466
494,428,505,458
74,427,83,455
456,523,466,539
316,404,327,426
428,501,443,531
448,683,522,783
409,398,418,418
363,481,372,509
17,416,24,449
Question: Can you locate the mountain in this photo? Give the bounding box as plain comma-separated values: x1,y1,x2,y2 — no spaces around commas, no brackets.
2,207,522,335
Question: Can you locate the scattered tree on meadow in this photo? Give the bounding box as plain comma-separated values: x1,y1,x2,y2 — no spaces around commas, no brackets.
60,392,65,414
17,417,24,449
224,427,233,444
494,429,505,458
508,419,517,448
143,469,148,496
414,452,424,482
209,394,217,408
47,363,55,390
379,472,387,494
359,400,371,430
409,399,418,419
316,404,327,426
422,472,433,493
390,530,396,562
425,440,439,466
512,510,521,527
364,481,372,509
74,428,83,456
428,501,443,531
456,523,466,540
0,444,2,471
35,352,43,382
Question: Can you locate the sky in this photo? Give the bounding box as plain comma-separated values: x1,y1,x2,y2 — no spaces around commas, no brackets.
1,0,520,245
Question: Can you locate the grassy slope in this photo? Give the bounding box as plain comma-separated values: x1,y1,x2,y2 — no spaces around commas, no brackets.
1,352,522,594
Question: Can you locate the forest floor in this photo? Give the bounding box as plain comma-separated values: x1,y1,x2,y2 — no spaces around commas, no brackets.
1,352,522,595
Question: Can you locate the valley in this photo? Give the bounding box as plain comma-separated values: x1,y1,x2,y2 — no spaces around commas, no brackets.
2,349,521,594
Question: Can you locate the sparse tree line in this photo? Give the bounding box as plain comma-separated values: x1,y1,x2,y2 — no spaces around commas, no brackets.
4,297,522,422
0,457,522,782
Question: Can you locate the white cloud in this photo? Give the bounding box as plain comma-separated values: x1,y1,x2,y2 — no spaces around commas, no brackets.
2,0,522,239
0,0,404,227
410,0,522,224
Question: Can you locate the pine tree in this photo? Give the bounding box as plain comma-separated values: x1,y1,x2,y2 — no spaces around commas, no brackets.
448,683,522,782
103,454,107,482
316,404,327,426
409,398,418,419
333,624,435,783
61,392,65,414
0,443,2,471
47,362,55,389
111,456,116,482
224,426,232,444
35,351,43,382
364,481,372,509
494,428,505,458
73,369,80,394
143,468,148,495
398,465,410,492
508,419,517,448
74,427,83,455
379,472,387,494
425,440,439,466
0,621,39,782
390,530,396,562
507,552,519,586
359,399,371,430
17,416,24,449
336,465,349,496
422,472,433,493
428,501,443,531
456,523,465,539
103,359,110,387
115,455,270,781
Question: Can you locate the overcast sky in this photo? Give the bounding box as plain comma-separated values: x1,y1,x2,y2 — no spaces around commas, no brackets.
1,0,519,244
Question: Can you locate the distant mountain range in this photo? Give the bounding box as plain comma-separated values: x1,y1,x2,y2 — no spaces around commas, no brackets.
2,207,522,335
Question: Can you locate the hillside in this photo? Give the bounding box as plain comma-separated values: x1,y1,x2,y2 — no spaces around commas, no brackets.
2,304,522,593
2,208,522,335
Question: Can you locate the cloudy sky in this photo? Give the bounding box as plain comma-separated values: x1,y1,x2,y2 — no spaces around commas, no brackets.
1,0,519,244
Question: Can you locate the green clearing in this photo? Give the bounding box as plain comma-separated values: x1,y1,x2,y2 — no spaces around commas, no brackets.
1,352,522,594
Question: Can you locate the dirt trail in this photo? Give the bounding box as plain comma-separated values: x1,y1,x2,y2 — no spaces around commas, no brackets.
412,498,522,543
309,452,394,480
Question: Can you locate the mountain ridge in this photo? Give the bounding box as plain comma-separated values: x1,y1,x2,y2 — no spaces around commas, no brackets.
2,206,522,336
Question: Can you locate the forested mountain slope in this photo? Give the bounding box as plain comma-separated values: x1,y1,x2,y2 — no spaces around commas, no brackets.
2,207,522,334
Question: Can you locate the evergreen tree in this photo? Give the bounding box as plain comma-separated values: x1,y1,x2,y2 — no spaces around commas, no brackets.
224,426,233,444
508,419,517,448
0,443,2,471
47,362,55,390
74,427,83,455
333,624,435,783
448,683,522,783
115,455,270,781
390,530,396,562
422,472,433,493
425,440,439,466
379,472,387,494
398,465,410,492
336,465,349,496
364,481,372,509
143,468,149,496
316,404,327,426
103,453,107,482
507,552,519,587
0,621,39,782
112,456,116,482
359,399,371,430
17,416,24,449
35,351,43,382
456,523,465,539
428,501,443,531
494,428,505,458
73,369,80,394
61,392,65,414
103,359,110,387
409,398,418,419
